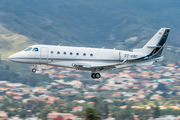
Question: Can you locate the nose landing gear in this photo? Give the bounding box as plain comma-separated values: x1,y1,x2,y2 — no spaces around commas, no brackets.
91,73,101,79
32,68,36,73
32,64,37,73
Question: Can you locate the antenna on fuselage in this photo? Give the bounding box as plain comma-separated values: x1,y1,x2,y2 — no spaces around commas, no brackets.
102,46,105,49
58,44,61,46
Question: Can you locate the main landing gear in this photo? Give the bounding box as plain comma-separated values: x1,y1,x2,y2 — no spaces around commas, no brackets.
32,64,37,73
91,73,101,79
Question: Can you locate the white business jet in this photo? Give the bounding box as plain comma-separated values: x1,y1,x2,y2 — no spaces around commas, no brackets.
8,28,170,79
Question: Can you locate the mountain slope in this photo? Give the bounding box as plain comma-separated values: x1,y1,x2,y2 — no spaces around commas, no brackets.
0,24,36,59
0,0,179,49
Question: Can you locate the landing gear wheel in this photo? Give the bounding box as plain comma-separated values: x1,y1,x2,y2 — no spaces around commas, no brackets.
32,68,36,73
91,73,96,79
91,73,101,79
95,73,101,79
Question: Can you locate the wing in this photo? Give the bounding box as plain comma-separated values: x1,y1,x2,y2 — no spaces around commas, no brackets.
72,59,154,71
72,62,117,71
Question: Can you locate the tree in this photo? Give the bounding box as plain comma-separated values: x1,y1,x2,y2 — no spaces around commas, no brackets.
155,83,168,91
93,97,103,112
22,94,30,99
104,104,109,118
19,110,26,118
124,104,132,114
172,91,177,95
119,104,133,120
151,106,160,118
119,114,131,120
161,92,168,98
34,92,43,97
83,108,101,120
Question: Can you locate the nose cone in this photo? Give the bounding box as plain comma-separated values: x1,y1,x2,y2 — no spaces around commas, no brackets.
7,52,25,62
8,54,17,62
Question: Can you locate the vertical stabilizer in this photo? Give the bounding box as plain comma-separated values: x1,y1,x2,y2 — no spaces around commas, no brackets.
133,28,170,56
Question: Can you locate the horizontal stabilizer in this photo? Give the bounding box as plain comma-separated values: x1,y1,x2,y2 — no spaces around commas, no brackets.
133,49,143,53
147,46,161,48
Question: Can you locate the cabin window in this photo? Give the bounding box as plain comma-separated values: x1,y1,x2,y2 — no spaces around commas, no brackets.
76,53,79,56
70,52,73,55
24,47,32,51
83,53,86,56
90,53,93,57
51,51,54,54
64,52,66,55
57,51,60,54
33,48,39,52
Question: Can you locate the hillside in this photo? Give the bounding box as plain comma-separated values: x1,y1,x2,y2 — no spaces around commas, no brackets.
0,0,179,48
0,25,51,85
0,24,36,59
0,0,179,61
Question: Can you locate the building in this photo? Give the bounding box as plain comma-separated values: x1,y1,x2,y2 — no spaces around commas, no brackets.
105,114,115,120
47,112,77,120
0,111,8,118
9,117,23,120
72,106,83,112
25,117,42,120
154,115,180,120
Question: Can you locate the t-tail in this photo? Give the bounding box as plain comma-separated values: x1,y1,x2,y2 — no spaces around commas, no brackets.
133,28,170,58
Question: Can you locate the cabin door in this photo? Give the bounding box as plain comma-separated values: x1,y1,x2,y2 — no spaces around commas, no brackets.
119,52,121,60
40,47,49,63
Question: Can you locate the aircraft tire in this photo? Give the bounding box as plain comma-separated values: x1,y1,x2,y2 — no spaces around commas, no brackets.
32,68,36,73
91,73,96,79
95,73,101,79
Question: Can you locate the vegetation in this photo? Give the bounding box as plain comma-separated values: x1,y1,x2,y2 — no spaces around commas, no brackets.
0,0,179,51
0,0,180,119
151,106,160,118
83,108,101,120
0,0,179,61
0,24,36,59
155,83,168,91
1,93,180,119
0,60,52,87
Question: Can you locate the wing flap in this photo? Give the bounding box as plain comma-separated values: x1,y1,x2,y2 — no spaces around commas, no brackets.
72,62,117,69
135,61,154,66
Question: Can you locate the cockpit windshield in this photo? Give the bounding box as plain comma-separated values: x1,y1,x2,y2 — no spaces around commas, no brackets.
24,47,32,51
33,47,39,52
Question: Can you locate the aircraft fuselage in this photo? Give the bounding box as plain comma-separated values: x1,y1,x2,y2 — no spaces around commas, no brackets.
8,28,170,79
